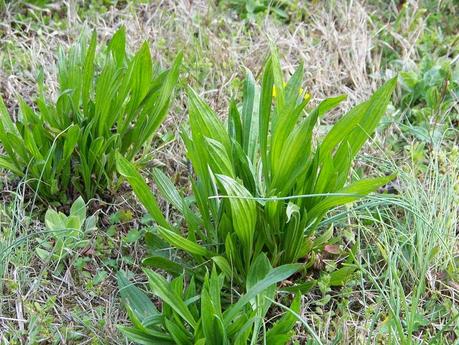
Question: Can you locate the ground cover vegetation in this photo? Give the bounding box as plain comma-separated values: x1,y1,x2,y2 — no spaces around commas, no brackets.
0,0,457,344
0,26,181,202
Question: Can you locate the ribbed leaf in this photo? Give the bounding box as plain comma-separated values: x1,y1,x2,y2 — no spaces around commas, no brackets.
0,27,181,201
117,270,159,322
153,168,201,235
346,78,397,158
63,125,80,160
211,256,234,280
117,326,174,345
144,269,197,329
320,78,397,161
157,226,212,257
142,256,184,276
188,87,229,150
165,318,192,345
217,175,256,253
108,26,126,67
309,175,395,220
201,285,226,345
258,56,273,181
82,31,97,114
151,168,182,209
206,137,234,177
0,156,22,176
223,263,301,325
241,70,256,154
228,100,243,145
115,152,169,228
241,70,259,161
265,294,301,344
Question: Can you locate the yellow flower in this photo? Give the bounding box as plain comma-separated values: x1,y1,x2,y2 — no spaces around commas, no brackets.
271,83,285,98
272,82,311,101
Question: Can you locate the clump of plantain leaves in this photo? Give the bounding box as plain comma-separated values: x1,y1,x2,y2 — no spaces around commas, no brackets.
117,254,302,344
116,51,396,285
0,27,182,203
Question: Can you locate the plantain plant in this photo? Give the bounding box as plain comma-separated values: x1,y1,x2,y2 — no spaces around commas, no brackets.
117,51,396,284
0,27,182,203
35,196,96,273
117,255,302,344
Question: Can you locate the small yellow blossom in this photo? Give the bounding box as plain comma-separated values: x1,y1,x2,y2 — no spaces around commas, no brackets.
272,82,311,101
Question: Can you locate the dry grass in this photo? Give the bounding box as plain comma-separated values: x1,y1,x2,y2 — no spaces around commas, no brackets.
1,0,383,109
0,0,385,170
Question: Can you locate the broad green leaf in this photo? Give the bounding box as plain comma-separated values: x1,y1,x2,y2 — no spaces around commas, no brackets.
0,97,19,134
265,294,301,344
108,26,126,67
201,285,226,345
223,263,301,325
45,209,66,231
165,318,192,345
309,175,395,221
144,269,197,329
206,137,234,177
259,56,273,181
151,168,182,209
117,271,159,322
246,253,272,290
241,70,258,160
64,215,83,232
117,326,174,345
281,280,316,294
143,256,184,276
270,48,285,109
217,175,256,255
82,31,97,114
63,125,80,160
246,252,275,342
35,247,51,262
0,28,178,202
0,156,23,176
329,266,356,286
320,78,397,162
124,304,164,339
115,152,169,229
24,126,43,160
344,78,397,159
187,87,230,151
157,226,212,257
70,196,86,222
140,52,182,140
319,101,370,159
284,63,305,112
211,256,233,280
228,100,243,146
151,168,201,233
